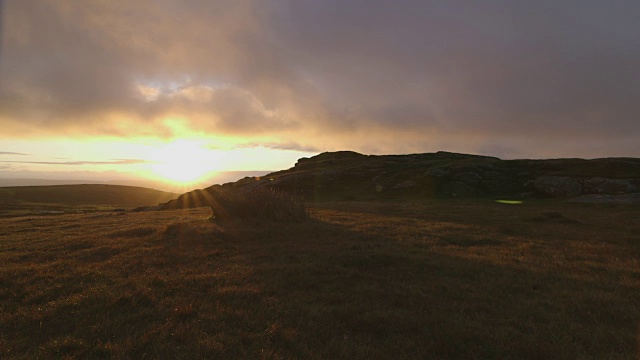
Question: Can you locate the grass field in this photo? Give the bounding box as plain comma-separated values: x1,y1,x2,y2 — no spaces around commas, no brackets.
0,185,178,218
0,200,639,359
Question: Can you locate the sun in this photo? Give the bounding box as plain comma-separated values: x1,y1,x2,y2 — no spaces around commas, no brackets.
149,140,218,184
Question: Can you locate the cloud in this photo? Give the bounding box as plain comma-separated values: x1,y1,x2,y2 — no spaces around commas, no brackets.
236,142,321,153
0,159,151,166
1,0,639,157
0,151,28,155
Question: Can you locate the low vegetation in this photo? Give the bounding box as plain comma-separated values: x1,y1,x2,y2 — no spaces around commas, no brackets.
0,199,639,358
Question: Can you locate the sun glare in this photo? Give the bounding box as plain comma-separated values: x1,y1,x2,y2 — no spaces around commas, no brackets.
149,140,217,184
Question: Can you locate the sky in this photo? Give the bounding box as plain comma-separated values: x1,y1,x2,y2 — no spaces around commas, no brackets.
1,0,639,190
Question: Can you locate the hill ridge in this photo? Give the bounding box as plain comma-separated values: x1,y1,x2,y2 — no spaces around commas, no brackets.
0,184,179,206
157,151,640,210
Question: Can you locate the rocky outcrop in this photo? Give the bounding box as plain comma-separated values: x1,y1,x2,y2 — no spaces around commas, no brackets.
532,176,583,197
569,194,640,204
158,151,640,208
441,181,482,197
583,177,637,194
532,176,639,197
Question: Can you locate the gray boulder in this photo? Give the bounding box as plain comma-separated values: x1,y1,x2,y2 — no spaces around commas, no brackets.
533,176,583,196
583,177,637,194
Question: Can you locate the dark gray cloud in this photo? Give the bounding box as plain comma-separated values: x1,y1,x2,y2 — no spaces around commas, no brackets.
269,1,640,134
1,0,639,158
1,159,151,166
0,151,28,155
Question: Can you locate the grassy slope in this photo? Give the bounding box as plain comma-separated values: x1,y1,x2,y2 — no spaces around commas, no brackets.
0,184,178,207
1,200,639,359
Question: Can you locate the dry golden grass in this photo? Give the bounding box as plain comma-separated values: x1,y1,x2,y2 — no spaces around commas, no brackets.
0,200,639,359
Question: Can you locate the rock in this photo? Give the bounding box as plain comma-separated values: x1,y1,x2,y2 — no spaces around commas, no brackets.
424,168,451,179
534,176,638,197
453,172,483,185
533,176,583,197
270,173,316,194
583,177,637,194
483,171,508,180
441,181,481,197
568,193,640,204
480,179,521,194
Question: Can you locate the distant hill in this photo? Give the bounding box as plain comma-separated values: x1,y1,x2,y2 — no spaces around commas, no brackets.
0,171,271,192
0,178,181,189
158,151,640,209
0,184,179,206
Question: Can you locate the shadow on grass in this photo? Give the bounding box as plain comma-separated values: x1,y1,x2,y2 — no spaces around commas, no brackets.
223,218,638,359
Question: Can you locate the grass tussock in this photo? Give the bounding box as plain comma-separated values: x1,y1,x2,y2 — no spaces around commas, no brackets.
207,187,307,223
0,201,639,358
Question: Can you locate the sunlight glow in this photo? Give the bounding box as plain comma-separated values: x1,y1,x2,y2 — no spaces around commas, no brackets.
149,140,218,184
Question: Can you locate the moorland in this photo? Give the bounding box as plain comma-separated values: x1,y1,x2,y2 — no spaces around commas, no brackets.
0,184,178,217
1,151,639,359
